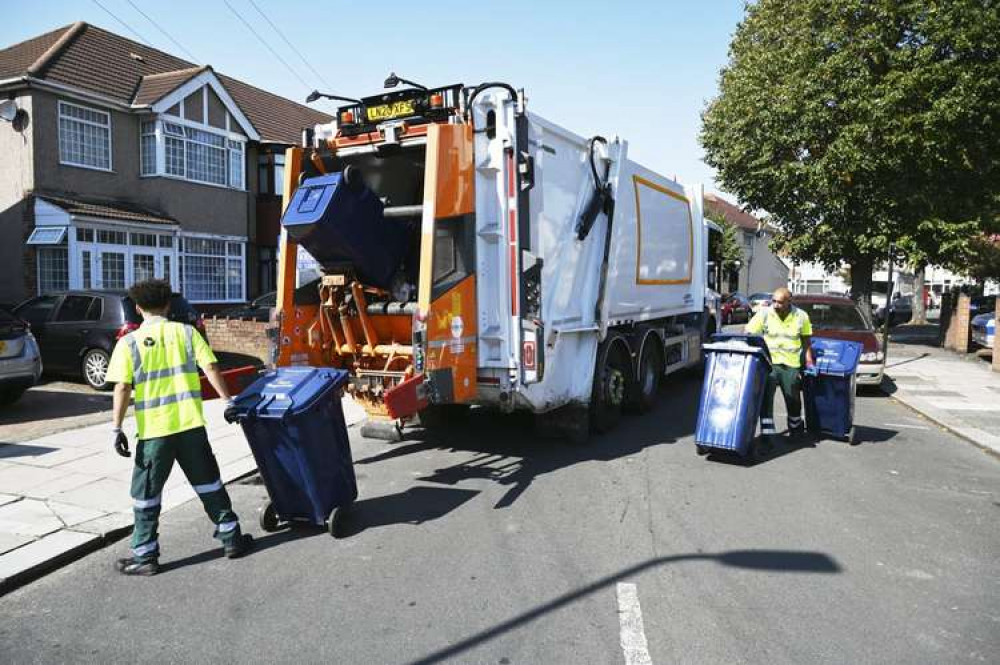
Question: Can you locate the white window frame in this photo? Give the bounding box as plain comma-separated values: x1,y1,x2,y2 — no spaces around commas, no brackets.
58,101,113,172
138,113,247,191
179,232,247,304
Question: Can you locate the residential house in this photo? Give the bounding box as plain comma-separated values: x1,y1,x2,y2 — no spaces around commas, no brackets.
0,22,331,308
703,193,789,296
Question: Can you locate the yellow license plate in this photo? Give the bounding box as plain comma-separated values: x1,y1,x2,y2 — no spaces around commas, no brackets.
365,100,417,122
0,340,6,354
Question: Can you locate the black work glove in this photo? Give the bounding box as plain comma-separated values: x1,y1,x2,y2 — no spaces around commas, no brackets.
223,399,240,425
113,429,131,458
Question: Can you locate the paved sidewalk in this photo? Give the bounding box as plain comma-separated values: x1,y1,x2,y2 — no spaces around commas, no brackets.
885,325,999,456
0,396,366,593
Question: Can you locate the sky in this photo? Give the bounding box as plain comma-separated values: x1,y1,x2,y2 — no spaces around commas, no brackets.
3,0,745,196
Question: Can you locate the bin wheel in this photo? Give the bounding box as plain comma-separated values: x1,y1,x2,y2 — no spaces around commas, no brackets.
328,505,347,538
259,502,280,532
696,445,710,456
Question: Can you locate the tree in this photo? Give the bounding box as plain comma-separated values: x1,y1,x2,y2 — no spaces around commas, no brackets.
704,207,746,293
701,0,1000,311
965,234,1000,283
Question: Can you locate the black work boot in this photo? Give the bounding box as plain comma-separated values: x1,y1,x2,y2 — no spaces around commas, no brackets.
224,534,254,559
116,557,160,576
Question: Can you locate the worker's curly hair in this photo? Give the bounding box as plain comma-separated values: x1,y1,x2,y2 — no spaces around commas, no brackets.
128,279,172,312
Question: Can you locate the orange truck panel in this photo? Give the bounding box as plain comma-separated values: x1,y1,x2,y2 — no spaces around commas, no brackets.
426,275,478,403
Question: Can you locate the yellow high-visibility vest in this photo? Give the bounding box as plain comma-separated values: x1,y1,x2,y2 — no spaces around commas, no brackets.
106,318,217,439
746,306,813,368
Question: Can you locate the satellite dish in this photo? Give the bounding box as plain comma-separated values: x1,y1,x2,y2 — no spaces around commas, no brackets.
0,100,17,123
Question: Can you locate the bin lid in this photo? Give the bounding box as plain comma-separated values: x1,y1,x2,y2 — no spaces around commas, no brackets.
234,367,349,419
809,337,862,376
281,173,342,229
703,333,771,360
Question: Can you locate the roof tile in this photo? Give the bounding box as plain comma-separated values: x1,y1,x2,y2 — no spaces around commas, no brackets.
0,22,331,143
35,192,176,226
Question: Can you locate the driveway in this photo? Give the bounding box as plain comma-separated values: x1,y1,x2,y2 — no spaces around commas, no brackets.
0,380,113,445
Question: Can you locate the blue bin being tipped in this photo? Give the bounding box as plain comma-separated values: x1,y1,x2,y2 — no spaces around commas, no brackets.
803,337,862,440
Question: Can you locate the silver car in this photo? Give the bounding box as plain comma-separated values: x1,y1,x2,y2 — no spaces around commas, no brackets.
0,308,43,405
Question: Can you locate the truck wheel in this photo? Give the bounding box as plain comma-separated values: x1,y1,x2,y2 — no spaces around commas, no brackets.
591,342,629,433
635,343,663,413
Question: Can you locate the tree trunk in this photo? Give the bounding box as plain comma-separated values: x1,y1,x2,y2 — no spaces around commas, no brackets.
850,255,874,314
909,263,928,325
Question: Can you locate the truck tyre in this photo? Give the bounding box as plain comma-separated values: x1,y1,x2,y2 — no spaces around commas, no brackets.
634,342,664,413
591,340,630,433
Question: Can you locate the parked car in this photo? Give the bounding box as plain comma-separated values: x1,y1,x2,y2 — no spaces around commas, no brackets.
793,294,885,387
748,292,772,313
873,295,913,327
13,290,204,390
721,293,751,325
0,308,43,404
971,311,995,349
969,294,997,316
216,291,276,322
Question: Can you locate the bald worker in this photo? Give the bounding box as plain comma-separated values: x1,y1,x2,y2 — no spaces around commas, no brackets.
745,287,815,448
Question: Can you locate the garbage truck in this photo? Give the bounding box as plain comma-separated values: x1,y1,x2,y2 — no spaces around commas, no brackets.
272,80,719,441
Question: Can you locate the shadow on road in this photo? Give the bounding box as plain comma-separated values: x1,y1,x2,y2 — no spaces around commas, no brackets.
851,425,898,445
408,548,842,665
338,486,480,537
157,526,323,574
355,372,704,510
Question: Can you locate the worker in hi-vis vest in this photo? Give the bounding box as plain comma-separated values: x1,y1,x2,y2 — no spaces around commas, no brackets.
107,279,253,576
745,287,815,448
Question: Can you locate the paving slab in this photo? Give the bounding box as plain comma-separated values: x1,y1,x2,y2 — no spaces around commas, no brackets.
0,532,33,555
0,464,76,495
0,498,64,537
46,501,107,528
50,478,134,514
21,471,103,500
0,493,20,508
0,530,100,591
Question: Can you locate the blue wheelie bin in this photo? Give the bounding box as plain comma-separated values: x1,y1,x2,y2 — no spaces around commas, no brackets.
695,334,771,460
231,367,357,536
803,337,862,441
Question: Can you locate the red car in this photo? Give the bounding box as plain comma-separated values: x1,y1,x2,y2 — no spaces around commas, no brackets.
721,293,752,325
792,294,884,387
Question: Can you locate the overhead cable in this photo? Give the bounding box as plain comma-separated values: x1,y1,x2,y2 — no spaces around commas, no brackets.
90,0,152,46
221,0,312,93
124,0,200,62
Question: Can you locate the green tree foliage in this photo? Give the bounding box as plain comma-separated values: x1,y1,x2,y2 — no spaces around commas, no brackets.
704,207,745,269
701,0,1000,305
965,234,1000,282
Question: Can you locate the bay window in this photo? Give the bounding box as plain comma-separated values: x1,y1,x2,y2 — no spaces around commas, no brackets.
139,116,246,189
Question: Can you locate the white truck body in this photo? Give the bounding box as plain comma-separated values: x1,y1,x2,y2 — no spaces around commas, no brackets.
468,91,707,413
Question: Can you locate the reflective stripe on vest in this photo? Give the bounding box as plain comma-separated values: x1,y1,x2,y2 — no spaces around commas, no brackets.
126,325,197,385
124,321,204,438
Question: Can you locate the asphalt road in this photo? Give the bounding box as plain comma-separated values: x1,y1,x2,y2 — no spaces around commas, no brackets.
2,374,998,664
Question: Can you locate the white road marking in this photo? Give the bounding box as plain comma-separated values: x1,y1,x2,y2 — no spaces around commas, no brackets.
617,583,653,665
883,423,930,430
